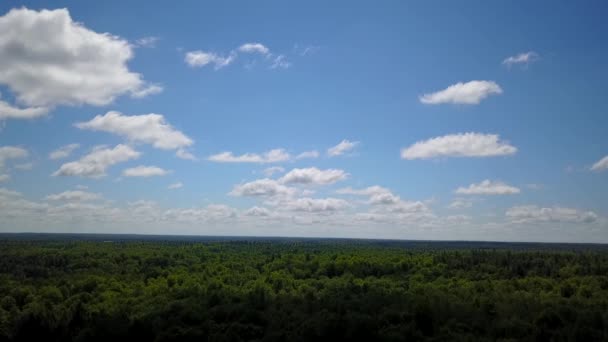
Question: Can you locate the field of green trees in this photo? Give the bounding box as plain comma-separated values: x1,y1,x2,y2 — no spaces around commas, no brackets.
1,236,607,341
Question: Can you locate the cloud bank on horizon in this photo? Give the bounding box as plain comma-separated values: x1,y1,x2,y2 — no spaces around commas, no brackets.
0,3,607,243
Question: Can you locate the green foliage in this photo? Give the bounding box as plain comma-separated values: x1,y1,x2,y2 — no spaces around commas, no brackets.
0,239,607,341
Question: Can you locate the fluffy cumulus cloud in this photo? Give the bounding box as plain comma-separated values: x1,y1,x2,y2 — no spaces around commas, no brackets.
502,51,539,67
122,165,169,177
0,174,9,182
228,167,353,216
3,177,603,241
455,180,521,195
591,155,608,172
244,206,272,217
0,188,48,218
506,206,598,224
401,133,517,159
238,43,270,55
336,185,430,215
278,197,350,213
384,200,429,214
49,144,80,160
75,111,194,158
337,186,399,204
0,7,159,113
0,146,28,169
53,144,140,178
419,81,502,105
0,188,22,199
279,167,349,185
208,149,290,164
327,140,358,157
0,95,49,120
229,178,296,198
46,190,101,202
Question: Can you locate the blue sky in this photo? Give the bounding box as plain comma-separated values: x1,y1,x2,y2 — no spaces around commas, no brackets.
0,1,607,242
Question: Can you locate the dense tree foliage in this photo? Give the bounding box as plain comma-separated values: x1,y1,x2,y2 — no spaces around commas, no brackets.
0,237,607,341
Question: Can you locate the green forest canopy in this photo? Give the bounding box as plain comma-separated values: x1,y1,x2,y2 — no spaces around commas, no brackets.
1,236,607,341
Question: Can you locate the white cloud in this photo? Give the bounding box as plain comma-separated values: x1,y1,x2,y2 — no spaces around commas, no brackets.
134,36,159,48
176,149,197,161
455,180,521,195
279,167,349,185
444,215,472,224
130,84,164,98
75,111,193,151
0,8,158,109
301,189,316,196
448,198,473,209
294,44,320,56
208,149,290,164
46,190,101,202
369,192,402,206
122,165,169,177
0,94,49,120
295,150,320,159
163,204,237,223
384,200,429,214
401,133,517,159
0,146,29,180
502,51,539,67
506,206,598,224
337,185,430,213
0,187,21,198
229,178,296,198
336,186,390,197
337,186,399,205
185,50,236,69
185,43,291,70
244,206,272,217
278,197,350,213
0,146,28,169
53,144,140,178
591,155,608,172
238,43,270,55
0,188,48,218
49,144,80,160
419,80,502,105
168,182,183,189
263,166,285,177
327,140,358,157
270,55,291,69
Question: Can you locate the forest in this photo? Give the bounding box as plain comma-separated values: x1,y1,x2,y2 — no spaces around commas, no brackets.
1,235,608,341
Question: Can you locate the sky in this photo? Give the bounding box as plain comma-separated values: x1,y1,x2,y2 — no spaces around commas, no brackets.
0,1,607,242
